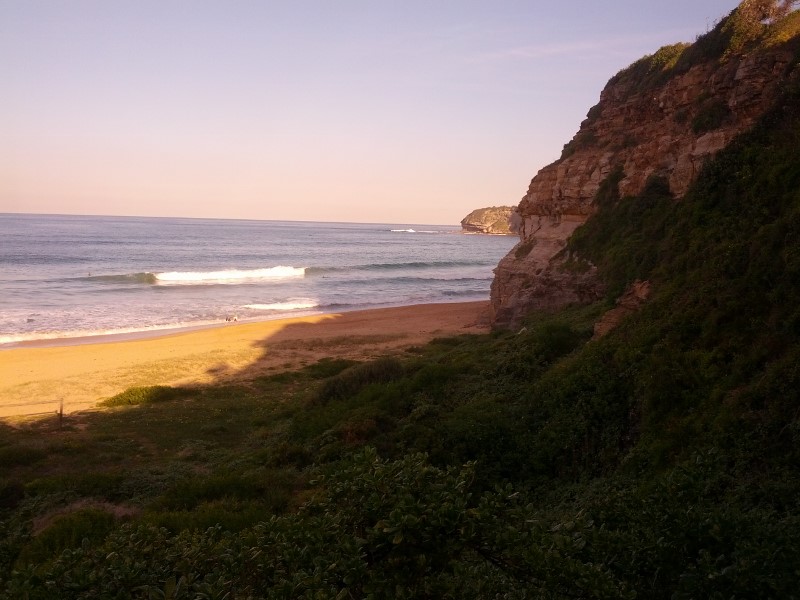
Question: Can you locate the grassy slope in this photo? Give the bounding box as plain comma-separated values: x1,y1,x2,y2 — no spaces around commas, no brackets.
3,12,800,600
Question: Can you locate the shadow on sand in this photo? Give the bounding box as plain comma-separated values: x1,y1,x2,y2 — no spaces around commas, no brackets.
0,301,489,429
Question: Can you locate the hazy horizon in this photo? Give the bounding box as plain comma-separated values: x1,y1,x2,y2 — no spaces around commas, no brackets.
1,1,741,224
1,210,467,227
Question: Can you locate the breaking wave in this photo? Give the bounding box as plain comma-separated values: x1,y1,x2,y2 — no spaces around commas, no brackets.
243,300,320,311
156,267,305,285
87,267,306,286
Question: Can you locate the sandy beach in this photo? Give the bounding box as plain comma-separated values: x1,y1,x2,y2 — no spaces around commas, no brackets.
0,301,489,420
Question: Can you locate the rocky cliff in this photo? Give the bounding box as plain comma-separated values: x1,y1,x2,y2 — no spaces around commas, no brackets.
491,1,800,327
460,206,518,234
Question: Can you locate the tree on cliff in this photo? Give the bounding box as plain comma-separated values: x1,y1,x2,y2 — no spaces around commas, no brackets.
722,0,800,54
741,0,798,23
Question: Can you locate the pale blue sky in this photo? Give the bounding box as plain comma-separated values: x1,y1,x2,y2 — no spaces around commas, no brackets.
0,1,740,224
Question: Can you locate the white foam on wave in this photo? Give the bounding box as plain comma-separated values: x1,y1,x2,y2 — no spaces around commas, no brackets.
155,266,305,285
243,299,319,311
390,229,416,233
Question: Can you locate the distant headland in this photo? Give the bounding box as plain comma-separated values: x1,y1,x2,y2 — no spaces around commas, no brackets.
460,205,519,235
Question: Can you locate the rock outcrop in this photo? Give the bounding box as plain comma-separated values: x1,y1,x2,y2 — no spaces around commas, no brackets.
490,3,800,327
460,206,518,234
592,280,652,339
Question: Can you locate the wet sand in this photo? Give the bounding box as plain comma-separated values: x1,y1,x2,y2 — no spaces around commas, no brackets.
0,302,489,419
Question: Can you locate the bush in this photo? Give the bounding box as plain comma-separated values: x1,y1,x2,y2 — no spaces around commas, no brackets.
0,445,46,468
25,472,124,500
608,42,690,94
146,499,274,533
313,357,406,405
15,509,116,566
303,358,359,379
514,237,537,259
102,385,192,407
0,479,23,511
692,98,731,133
152,470,294,512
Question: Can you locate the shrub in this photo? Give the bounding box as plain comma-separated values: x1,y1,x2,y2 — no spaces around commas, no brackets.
146,499,273,533
152,470,294,512
692,98,731,133
0,479,24,510
313,357,406,405
303,358,359,379
101,385,191,407
608,43,690,94
25,472,124,500
514,237,537,259
16,509,116,566
0,445,46,467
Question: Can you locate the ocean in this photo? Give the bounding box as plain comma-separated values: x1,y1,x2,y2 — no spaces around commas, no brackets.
0,213,516,347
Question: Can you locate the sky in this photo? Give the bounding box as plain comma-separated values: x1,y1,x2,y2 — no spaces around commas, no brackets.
0,1,742,225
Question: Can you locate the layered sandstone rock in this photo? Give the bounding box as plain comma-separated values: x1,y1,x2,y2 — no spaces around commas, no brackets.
490,15,797,328
460,206,518,234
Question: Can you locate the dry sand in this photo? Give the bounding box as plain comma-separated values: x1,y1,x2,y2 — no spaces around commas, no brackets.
0,301,489,419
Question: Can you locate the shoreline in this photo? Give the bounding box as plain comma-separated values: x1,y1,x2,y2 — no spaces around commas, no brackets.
0,311,324,350
0,301,489,420
1,299,491,351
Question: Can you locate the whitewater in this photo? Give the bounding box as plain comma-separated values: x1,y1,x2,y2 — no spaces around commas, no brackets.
0,214,516,346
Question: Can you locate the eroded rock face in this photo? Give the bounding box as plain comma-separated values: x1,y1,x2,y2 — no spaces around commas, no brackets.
490,45,795,328
490,217,605,327
460,206,518,234
592,280,652,339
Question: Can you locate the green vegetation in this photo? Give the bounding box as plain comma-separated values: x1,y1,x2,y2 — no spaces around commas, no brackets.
691,97,732,133
606,42,690,94
560,129,599,159
2,4,800,597
514,236,537,259
609,1,800,95
101,385,194,407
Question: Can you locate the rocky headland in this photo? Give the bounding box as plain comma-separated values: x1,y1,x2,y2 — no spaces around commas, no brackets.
490,1,800,327
460,206,519,234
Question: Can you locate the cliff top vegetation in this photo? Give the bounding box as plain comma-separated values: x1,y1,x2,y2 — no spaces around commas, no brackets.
606,0,800,95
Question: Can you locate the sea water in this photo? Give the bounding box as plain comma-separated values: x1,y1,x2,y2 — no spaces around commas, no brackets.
0,214,517,346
